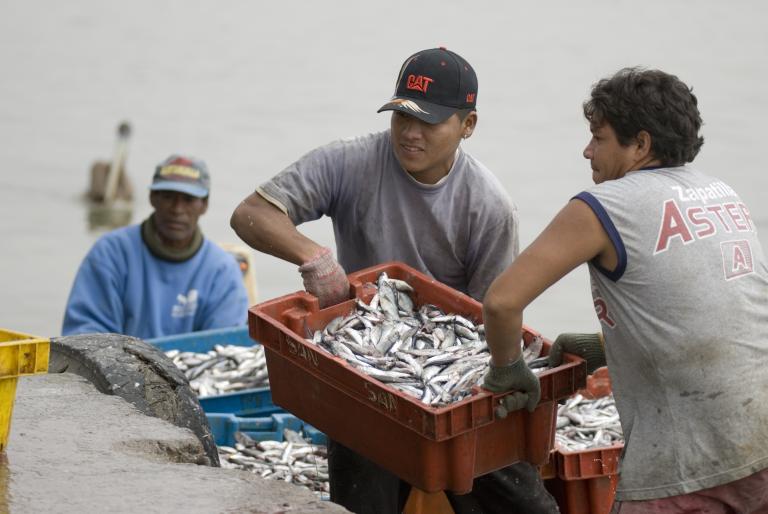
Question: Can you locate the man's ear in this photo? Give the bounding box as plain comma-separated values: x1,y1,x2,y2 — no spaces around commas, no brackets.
635,130,653,160
200,197,209,215
462,111,478,139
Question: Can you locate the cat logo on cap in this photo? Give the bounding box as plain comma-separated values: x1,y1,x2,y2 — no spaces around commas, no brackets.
406,74,434,93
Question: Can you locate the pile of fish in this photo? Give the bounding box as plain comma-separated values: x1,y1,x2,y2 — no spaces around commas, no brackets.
305,272,547,407
165,344,269,397
555,393,623,451
219,429,329,498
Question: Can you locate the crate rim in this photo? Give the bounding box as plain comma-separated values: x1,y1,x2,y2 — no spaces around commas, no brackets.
146,325,250,345
556,441,624,456
249,261,586,442
0,328,48,345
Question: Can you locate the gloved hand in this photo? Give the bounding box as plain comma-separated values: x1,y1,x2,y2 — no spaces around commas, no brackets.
548,332,606,374
483,356,541,416
298,247,350,308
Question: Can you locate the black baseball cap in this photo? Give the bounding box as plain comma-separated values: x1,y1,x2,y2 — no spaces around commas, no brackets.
377,47,478,124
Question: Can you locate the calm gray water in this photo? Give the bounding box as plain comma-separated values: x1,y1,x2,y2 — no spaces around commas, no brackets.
1,1,766,340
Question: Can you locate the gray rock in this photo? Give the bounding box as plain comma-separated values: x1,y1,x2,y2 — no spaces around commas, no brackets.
3,373,350,514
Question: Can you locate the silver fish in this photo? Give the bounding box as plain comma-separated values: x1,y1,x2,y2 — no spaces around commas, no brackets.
168,344,269,397
219,429,329,499
555,393,623,451
310,272,550,408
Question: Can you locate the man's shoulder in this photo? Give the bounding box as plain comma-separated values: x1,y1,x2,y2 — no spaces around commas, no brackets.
458,151,501,184
332,130,389,147
586,166,696,196
456,150,514,205
301,130,392,181
316,130,390,158
279,130,390,178
90,224,142,252
580,167,697,213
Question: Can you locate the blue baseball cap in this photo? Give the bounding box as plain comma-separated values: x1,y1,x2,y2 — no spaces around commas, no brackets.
149,154,210,198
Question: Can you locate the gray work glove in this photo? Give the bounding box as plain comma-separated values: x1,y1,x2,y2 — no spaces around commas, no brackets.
548,332,606,374
483,356,541,416
298,247,350,308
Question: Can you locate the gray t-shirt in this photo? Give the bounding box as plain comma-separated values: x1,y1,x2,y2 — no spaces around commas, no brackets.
258,130,518,300
578,166,768,501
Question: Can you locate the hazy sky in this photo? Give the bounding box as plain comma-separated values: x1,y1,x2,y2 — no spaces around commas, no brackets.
1,1,766,337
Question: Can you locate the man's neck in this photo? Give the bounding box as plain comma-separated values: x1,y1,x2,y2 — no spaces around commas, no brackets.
141,215,203,262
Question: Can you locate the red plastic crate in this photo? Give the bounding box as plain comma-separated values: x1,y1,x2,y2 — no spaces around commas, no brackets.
250,262,586,493
539,450,558,480
557,443,622,481
544,474,619,514
552,366,622,514
577,366,613,400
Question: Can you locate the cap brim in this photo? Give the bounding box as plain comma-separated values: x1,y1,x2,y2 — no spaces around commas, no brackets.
149,181,208,198
377,97,458,124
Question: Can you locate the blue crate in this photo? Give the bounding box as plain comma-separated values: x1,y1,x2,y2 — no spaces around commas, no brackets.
198,387,280,417
147,325,254,353
208,412,327,447
148,326,327,445
148,326,279,415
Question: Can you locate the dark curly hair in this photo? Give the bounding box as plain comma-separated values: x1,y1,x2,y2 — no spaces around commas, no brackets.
583,67,704,166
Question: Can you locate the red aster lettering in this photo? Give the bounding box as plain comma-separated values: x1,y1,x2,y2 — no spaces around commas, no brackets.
655,199,694,254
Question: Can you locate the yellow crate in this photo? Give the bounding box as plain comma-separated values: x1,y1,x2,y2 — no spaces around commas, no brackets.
0,329,50,452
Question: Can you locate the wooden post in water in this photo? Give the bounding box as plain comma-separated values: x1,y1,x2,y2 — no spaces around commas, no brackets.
86,121,134,230
103,121,132,204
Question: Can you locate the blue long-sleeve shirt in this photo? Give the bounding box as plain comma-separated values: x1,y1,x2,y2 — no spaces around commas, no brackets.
62,224,249,339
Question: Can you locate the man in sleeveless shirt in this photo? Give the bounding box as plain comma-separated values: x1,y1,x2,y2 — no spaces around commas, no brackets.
481,68,768,513
231,48,558,513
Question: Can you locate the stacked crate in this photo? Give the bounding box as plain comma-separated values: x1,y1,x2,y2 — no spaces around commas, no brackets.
0,329,50,452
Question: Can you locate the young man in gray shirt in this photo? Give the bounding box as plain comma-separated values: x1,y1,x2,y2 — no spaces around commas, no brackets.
231,47,557,514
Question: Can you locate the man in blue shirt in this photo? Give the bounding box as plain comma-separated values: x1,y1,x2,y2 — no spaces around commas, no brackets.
62,154,249,339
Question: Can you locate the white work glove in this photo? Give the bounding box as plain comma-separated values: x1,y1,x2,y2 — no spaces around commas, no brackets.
298,247,350,308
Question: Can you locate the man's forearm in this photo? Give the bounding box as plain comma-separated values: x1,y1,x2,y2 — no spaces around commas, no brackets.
230,193,320,265
483,299,523,366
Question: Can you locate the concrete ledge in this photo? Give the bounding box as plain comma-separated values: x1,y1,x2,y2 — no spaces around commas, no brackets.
3,373,349,514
